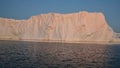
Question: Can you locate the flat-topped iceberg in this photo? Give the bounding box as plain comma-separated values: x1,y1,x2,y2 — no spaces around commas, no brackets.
0,11,119,43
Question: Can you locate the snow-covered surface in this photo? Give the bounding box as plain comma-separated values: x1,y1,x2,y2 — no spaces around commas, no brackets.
0,11,118,43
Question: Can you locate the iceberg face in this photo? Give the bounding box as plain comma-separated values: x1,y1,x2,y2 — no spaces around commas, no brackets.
0,11,115,42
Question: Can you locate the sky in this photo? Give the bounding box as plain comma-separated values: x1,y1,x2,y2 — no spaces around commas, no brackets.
0,0,120,32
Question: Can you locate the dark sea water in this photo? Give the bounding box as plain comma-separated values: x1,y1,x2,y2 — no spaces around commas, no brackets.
0,41,120,68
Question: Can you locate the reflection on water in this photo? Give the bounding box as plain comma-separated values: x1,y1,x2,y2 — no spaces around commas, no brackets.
0,41,120,68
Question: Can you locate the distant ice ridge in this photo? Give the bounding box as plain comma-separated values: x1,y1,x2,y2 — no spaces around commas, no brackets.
0,11,118,43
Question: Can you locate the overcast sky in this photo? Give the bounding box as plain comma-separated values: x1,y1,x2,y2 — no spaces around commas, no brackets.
0,0,120,32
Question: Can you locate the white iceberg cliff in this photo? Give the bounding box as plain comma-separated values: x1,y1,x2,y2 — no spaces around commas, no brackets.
0,11,119,43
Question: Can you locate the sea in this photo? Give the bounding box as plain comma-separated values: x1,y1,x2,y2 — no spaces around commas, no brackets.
0,40,120,68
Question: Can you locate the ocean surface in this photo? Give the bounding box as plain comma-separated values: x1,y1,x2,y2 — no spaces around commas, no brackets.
0,40,120,68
